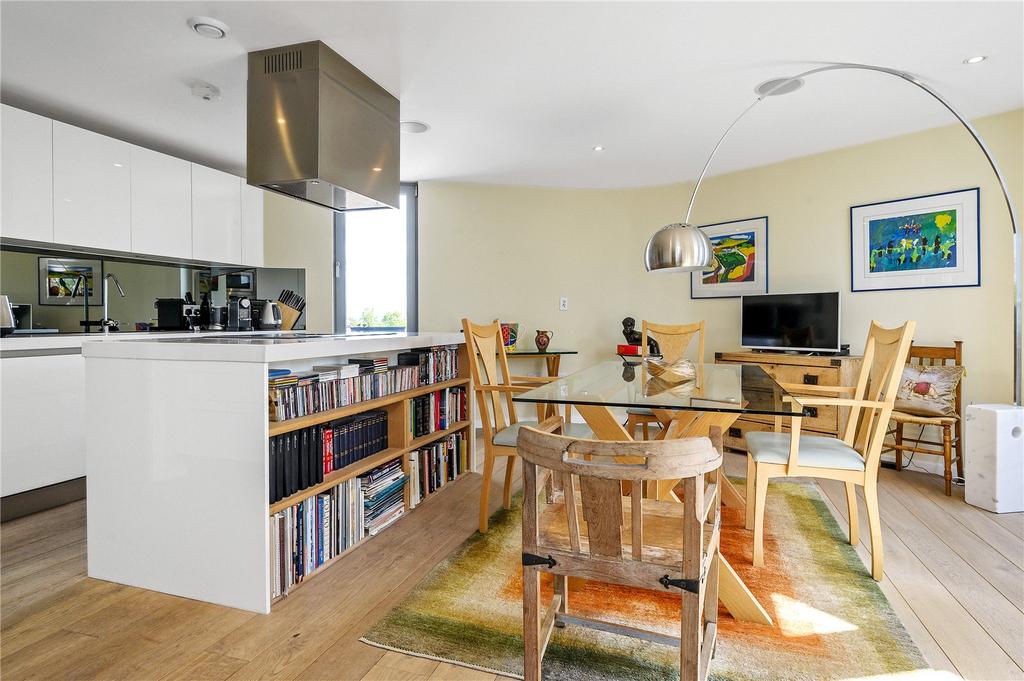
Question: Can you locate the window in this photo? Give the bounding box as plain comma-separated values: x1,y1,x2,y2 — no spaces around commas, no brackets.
334,184,417,333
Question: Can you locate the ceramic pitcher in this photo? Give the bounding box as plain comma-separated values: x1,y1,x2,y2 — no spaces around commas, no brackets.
534,330,553,352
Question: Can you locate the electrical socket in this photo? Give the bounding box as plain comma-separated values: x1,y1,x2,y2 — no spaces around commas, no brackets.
559,296,568,311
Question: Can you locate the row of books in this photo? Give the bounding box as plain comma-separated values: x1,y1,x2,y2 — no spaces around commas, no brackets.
397,345,460,385
270,457,410,599
269,365,417,422
411,387,468,438
409,433,469,507
268,345,459,422
361,458,407,536
270,476,363,599
269,411,388,504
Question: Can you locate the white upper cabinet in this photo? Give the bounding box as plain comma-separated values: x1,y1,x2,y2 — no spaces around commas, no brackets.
130,146,192,260
1,105,54,242
240,182,264,268
53,121,131,252
192,164,242,264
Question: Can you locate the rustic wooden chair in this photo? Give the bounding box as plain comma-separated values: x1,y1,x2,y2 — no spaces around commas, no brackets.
462,318,592,533
745,320,915,581
517,425,722,681
884,341,964,496
625,320,706,440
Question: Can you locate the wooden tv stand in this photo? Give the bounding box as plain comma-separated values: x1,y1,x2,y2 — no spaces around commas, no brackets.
714,350,862,453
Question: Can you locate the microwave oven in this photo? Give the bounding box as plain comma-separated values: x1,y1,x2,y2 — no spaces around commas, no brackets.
225,270,256,296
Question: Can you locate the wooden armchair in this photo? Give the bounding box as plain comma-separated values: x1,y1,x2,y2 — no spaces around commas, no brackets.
462,318,592,533
625,320,706,439
885,341,964,496
745,320,915,581
516,425,723,681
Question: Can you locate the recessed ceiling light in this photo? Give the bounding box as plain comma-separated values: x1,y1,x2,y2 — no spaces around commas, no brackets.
400,121,430,134
112,163,123,168
593,145,605,152
963,55,987,65
755,77,804,97
187,16,230,39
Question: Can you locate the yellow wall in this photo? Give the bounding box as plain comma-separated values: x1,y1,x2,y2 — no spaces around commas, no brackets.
262,191,335,333
419,108,1023,407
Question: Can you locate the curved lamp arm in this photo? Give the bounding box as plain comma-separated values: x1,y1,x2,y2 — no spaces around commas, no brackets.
683,62,1022,405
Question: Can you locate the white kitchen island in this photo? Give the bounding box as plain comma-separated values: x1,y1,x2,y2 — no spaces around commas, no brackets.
82,332,469,613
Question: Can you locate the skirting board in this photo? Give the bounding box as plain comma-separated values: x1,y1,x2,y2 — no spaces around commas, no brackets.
1,476,86,522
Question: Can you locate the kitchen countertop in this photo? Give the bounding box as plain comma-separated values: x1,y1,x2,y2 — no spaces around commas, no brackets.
80,331,466,363
0,330,304,354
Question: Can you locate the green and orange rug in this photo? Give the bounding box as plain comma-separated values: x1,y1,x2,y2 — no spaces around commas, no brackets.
361,479,929,680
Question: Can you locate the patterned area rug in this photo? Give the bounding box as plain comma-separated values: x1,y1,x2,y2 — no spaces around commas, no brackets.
361,479,928,680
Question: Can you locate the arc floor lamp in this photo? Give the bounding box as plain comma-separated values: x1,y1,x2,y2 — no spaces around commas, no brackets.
644,62,1022,405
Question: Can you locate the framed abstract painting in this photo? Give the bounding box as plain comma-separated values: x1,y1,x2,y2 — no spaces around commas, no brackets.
850,188,980,292
690,216,768,299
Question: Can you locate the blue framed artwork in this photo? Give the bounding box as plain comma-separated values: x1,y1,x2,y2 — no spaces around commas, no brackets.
690,216,768,299
850,188,980,292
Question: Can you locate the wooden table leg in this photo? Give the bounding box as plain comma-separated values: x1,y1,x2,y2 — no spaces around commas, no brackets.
718,555,773,625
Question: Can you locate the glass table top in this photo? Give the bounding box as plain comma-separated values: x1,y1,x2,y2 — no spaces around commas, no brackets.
512,360,806,417
506,348,578,356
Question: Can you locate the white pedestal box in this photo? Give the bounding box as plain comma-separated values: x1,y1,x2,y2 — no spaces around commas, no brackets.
964,404,1024,513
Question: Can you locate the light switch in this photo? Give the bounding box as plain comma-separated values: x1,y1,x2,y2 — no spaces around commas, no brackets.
559,297,568,311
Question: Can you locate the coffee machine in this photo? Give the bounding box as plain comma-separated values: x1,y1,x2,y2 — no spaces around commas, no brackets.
227,296,252,332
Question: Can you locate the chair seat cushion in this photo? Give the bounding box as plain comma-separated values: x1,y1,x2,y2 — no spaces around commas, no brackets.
891,410,957,425
626,407,654,416
746,431,866,472
494,421,594,447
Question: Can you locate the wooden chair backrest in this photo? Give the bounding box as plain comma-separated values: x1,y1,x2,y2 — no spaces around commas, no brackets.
517,426,721,560
843,320,916,470
461,318,516,442
908,341,964,416
642,320,705,364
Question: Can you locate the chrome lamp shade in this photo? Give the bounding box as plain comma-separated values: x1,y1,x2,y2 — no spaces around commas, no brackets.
643,223,714,273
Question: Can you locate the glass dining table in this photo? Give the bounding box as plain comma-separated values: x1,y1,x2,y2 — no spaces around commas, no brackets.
513,359,807,626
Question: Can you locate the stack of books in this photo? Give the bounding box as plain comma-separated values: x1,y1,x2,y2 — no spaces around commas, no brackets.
269,410,388,504
360,458,406,536
269,476,362,599
398,345,460,384
411,386,468,438
409,432,469,507
349,356,389,374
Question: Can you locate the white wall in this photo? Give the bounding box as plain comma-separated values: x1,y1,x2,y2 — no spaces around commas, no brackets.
419,109,1023,409
262,191,335,333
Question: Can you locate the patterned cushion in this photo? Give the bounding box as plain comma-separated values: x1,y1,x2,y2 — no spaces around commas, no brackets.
746,431,866,471
894,364,964,417
493,421,594,447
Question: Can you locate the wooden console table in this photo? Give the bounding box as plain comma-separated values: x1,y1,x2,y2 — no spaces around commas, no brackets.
714,351,861,453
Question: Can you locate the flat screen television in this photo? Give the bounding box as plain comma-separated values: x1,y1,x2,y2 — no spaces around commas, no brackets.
741,292,841,352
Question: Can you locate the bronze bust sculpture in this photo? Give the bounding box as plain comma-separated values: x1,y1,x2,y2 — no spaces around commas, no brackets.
622,317,660,355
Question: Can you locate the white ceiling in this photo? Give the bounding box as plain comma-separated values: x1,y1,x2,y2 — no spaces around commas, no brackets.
2,1,1021,189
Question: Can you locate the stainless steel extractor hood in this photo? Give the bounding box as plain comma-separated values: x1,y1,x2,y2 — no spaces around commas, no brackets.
247,41,399,212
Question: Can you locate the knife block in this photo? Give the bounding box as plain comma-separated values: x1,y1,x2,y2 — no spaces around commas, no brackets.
276,302,302,331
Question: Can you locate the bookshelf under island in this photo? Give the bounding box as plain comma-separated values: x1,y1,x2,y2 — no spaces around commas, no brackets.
83,332,472,614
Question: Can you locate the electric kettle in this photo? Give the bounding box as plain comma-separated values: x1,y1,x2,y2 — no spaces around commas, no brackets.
261,300,283,330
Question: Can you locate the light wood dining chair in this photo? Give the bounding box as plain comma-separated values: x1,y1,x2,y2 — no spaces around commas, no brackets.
462,318,592,533
625,320,706,439
885,341,964,496
745,320,915,581
516,425,722,681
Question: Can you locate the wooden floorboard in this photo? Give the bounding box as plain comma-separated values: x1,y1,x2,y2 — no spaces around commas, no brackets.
1,443,1021,680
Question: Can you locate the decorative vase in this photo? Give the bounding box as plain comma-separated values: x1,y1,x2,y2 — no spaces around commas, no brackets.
535,330,553,352
500,322,519,352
